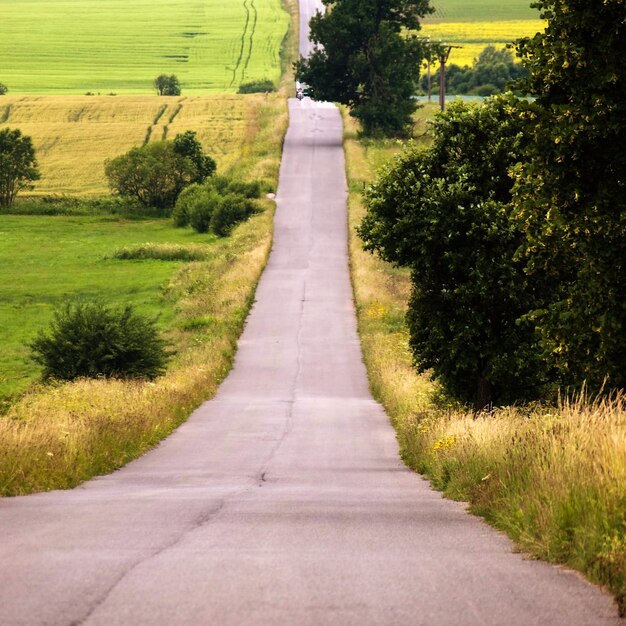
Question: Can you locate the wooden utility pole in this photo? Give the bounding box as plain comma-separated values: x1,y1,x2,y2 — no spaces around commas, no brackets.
438,45,462,111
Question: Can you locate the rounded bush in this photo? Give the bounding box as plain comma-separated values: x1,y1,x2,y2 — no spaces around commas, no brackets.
210,194,258,237
29,302,169,381
225,179,262,199
172,183,202,227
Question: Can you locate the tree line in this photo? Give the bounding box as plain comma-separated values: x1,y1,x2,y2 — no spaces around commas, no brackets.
353,0,626,409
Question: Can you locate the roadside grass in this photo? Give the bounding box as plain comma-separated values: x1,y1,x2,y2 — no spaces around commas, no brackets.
343,108,626,615
0,204,275,496
0,94,284,196
0,0,289,94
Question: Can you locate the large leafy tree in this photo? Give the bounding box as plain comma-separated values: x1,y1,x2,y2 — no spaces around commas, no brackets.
0,128,40,207
512,0,626,390
173,131,216,181
105,133,214,210
359,96,549,409
295,0,432,136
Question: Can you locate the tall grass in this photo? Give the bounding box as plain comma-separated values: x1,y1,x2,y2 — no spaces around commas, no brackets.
343,109,626,615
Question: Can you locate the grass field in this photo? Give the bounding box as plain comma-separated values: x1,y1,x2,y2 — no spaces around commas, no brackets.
0,0,289,94
0,94,279,195
0,216,211,403
422,0,543,67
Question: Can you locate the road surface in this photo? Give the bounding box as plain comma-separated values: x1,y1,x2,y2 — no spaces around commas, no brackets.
0,1,622,624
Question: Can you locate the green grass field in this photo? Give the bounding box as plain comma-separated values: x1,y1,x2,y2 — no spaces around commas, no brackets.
427,0,537,22
0,0,289,94
423,0,542,66
0,215,215,402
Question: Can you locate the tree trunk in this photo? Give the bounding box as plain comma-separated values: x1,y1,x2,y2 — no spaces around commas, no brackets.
474,376,492,414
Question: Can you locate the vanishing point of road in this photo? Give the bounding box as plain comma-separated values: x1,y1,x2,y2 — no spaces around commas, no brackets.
0,1,622,624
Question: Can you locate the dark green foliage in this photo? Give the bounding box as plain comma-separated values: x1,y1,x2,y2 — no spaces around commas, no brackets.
295,0,432,136
423,46,529,96
0,128,40,207
210,194,258,237
0,83,8,95
359,96,549,408
173,131,216,181
30,302,169,381
237,80,276,93
188,191,220,233
172,183,202,227
173,176,262,235
512,0,626,391
222,178,261,199
153,74,181,96
105,133,214,210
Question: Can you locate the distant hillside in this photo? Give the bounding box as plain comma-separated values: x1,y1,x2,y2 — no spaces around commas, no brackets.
0,0,289,95
422,0,542,66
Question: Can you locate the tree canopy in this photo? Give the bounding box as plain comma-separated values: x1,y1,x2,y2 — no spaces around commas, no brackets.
359,96,549,409
423,46,529,96
105,132,214,210
295,0,432,136
512,0,626,390
0,128,40,207
153,74,181,96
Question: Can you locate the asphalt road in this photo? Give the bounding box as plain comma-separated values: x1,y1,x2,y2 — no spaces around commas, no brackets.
0,2,623,624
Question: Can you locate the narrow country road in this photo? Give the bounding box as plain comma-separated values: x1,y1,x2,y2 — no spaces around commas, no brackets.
0,2,622,624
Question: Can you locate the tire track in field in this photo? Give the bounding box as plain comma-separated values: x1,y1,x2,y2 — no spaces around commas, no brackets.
162,98,186,140
241,0,258,81
143,104,168,145
230,0,251,87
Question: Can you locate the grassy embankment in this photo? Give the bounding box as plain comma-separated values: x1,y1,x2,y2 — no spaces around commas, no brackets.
0,0,300,495
0,0,289,94
343,109,626,615
423,0,543,67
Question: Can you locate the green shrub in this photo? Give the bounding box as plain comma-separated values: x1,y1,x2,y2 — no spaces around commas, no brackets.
29,302,169,381
210,194,258,237
172,183,202,227
188,189,220,233
224,179,262,199
237,80,276,94
105,132,214,211
109,243,208,261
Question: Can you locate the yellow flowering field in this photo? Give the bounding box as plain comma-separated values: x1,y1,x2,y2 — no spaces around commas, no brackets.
421,20,545,67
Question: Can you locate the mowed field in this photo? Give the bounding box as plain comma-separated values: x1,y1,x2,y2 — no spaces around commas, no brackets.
0,0,289,94
422,0,543,67
0,94,274,195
